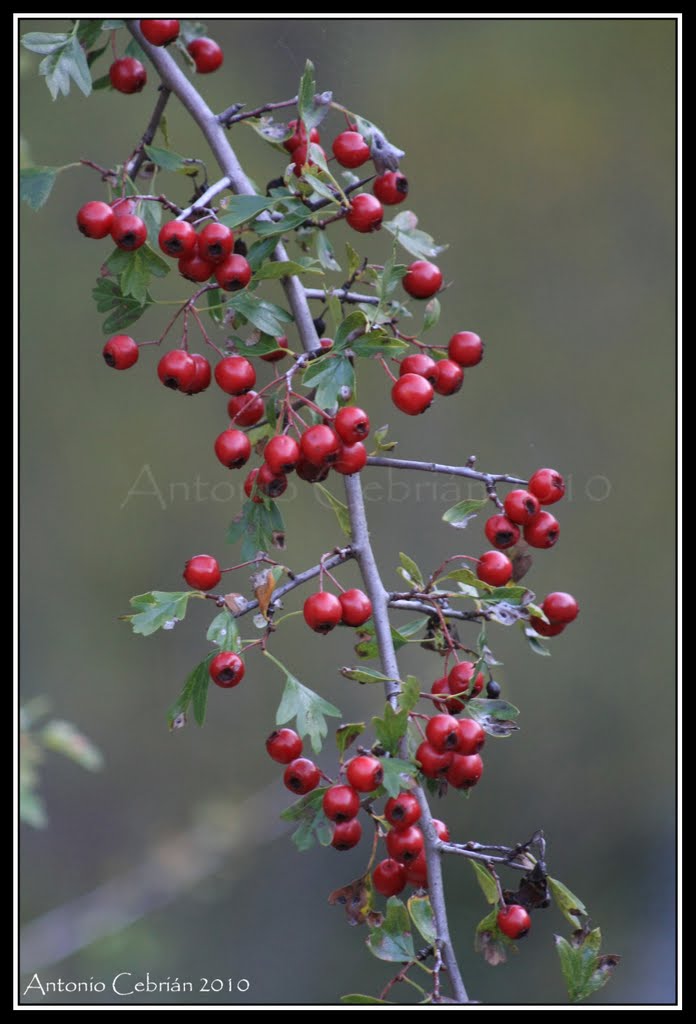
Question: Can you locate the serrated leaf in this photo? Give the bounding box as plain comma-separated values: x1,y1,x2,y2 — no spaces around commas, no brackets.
227,500,285,562
226,292,293,336
37,34,92,100
469,860,499,904
92,278,151,334
106,244,170,304
379,249,408,301
167,657,212,730
143,144,188,173
373,704,409,757
345,241,362,280
555,928,619,1003
218,195,275,230
336,722,365,758
356,617,429,660
206,610,241,653
341,995,393,1005
549,877,588,930
316,230,342,271
341,666,396,684
379,758,418,798
22,32,69,55
245,235,278,272
313,483,351,536
367,897,415,962
124,590,200,636
398,551,424,589
77,20,104,50
407,893,436,943
275,672,341,754
399,675,422,713
280,787,331,851
20,166,59,210
383,210,448,261
422,297,441,333
302,354,355,411
442,497,489,529
334,309,369,350
252,258,322,281
350,332,409,358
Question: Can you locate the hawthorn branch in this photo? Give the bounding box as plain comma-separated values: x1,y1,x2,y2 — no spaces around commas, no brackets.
219,95,298,126
388,597,484,621
366,455,527,487
304,287,380,306
125,85,171,180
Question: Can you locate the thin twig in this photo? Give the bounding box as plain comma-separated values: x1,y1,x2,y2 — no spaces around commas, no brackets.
304,287,380,306
176,176,231,222
126,85,171,180
219,95,298,126
366,455,527,487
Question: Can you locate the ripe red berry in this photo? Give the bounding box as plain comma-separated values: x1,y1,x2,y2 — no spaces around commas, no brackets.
77,200,114,239
528,468,565,505
243,468,263,504
183,554,221,591
392,373,434,415
448,331,483,367
322,785,361,823
497,904,531,940
296,457,330,484
457,718,486,755
345,754,384,793
303,591,343,634
415,741,453,778
446,753,483,789
182,351,212,395
403,260,443,299
214,429,252,470
405,851,428,887
109,57,147,94
332,130,371,168
214,356,256,395
335,406,370,444
215,254,252,292
484,514,521,550
524,511,560,549
111,197,136,217
255,463,288,499
140,19,180,46
331,817,362,851
187,37,224,74
260,336,289,362
432,818,450,842
346,193,383,233
477,550,513,586
426,714,461,753
198,222,234,264
433,359,464,396
178,251,214,282
157,349,196,391
283,757,320,795
266,728,303,764
264,435,301,476
542,592,579,624
530,617,566,637
283,120,320,152
447,661,485,707
503,489,540,526
339,588,372,627
227,391,264,426
373,171,408,205
320,337,334,350
399,353,438,383
333,442,367,476
103,334,139,370
384,792,421,831
372,858,407,897
111,214,147,251
209,651,245,688
385,825,424,864
300,424,342,466
158,219,197,258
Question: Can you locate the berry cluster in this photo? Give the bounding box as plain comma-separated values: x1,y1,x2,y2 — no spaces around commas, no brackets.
391,332,482,416
108,22,223,95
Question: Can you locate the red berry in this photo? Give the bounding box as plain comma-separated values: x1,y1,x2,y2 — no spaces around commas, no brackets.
283,120,320,152
446,753,483,789
528,468,565,505
331,817,362,851
345,754,384,793
209,651,245,688
110,197,136,217
322,785,361,823
320,337,334,350
432,818,450,842
339,589,372,627
181,353,212,395
187,37,224,74
300,424,342,466
457,718,486,755
109,57,147,94
178,251,214,282
111,213,147,251
198,222,234,264
385,824,424,864
260,336,289,363
158,219,197,258
264,435,301,476
296,457,330,484
183,554,221,591
477,551,513,586
530,617,566,637
542,592,579,624
497,904,531,940
283,757,320,795
266,728,303,764
391,373,434,415
333,442,367,476
403,260,442,299
433,359,464,396
157,349,196,391
214,356,256,395
524,511,560,549
448,661,485,703
214,429,252,470
215,254,252,292
425,714,461,753
77,201,114,239
255,463,288,499
103,334,138,370
243,468,263,504
384,792,421,831
332,130,371,168
485,514,521,550
335,406,370,444
448,331,483,367
303,591,343,634
140,19,180,46
430,676,453,713
415,741,453,779
346,193,383,233
373,171,408,205
399,353,438,383
504,489,540,526
227,391,264,426
372,858,407,897
405,851,428,887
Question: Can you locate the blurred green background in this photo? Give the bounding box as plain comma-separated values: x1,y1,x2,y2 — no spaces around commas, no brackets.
19,17,676,1006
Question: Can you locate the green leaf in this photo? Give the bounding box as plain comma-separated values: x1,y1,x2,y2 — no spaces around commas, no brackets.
206,287,223,324
302,354,355,411
37,34,92,100
22,31,69,55
474,908,510,966
124,37,146,62
254,208,310,237
383,210,448,262
373,704,409,757
91,72,111,90
555,928,620,1003
315,230,342,272
297,59,316,124
549,877,588,929
280,786,332,851
20,167,59,210
466,698,520,737
336,722,365,758
218,195,275,230
206,610,241,653
379,249,408,301
345,241,363,281
106,244,170,304
469,860,499,904
92,278,151,334
398,551,424,589
245,236,278,272
313,483,352,537
101,19,125,29
341,667,395,684
275,672,341,754
399,675,422,713
143,144,188,173
124,590,200,637
407,893,436,944
379,757,418,798
227,499,285,562
525,629,552,656
350,331,409,358
355,617,430,661
41,720,103,772
226,292,293,336
334,309,369,350
76,20,105,50
422,297,441,333
252,257,323,281
442,497,489,529
340,995,393,1005
367,897,415,962
167,657,213,729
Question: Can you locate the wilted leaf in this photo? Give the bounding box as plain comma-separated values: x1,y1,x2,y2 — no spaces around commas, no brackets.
336,722,366,758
